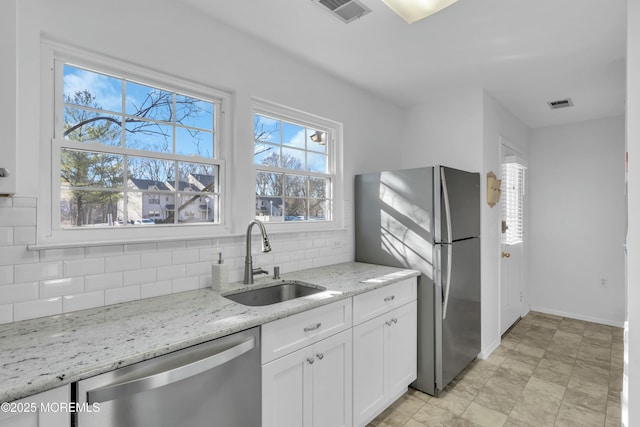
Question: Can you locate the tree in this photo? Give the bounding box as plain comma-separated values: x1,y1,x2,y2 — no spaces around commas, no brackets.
62,90,123,226
63,87,215,226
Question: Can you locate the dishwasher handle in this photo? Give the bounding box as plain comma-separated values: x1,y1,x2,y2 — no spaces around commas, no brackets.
87,336,255,404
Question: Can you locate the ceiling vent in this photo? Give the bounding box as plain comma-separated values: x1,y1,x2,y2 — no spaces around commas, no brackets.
313,0,372,23
547,98,574,110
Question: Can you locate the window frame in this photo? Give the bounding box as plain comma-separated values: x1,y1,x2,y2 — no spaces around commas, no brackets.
501,157,527,246
252,98,344,232
38,41,233,247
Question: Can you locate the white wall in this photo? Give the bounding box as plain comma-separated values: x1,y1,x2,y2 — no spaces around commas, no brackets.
625,0,639,424
0,0,16,196
400,88,483,172
481,92,530,353
529,116,625,326
0,0,404,323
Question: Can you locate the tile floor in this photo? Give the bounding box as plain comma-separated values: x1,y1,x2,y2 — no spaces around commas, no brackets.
368,311,624,427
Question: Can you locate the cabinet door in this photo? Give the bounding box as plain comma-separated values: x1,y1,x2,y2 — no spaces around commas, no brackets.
0,386,70,427
262,347,313,427
311,329,352,427
352,316,385,427
386,301,418,398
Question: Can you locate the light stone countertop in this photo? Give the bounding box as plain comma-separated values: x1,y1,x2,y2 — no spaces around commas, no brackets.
0,262,419,403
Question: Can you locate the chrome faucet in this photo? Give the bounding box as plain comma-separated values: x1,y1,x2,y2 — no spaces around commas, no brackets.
243,219,272,284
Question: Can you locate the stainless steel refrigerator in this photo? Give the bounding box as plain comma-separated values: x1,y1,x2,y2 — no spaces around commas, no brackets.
355,165,480,396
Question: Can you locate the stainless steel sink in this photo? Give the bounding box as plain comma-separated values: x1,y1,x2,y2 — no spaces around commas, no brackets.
223,281,326,306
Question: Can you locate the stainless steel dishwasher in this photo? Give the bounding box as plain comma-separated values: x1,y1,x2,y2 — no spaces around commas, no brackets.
75,327,260,427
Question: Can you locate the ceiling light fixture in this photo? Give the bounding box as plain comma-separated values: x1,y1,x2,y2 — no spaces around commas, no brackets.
380,0,459,24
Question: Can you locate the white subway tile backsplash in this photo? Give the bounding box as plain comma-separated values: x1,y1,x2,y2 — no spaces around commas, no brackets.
105,286,140,305
124,268,157,286
141,281,172,299
186,239,213,249
0,283,39,304
0,196,355,323
14,297,62,321
105,254,141,272
124,242,157,253
298,259,314,271
13,227,36,245
0,207,36,227
157,241,186,252
64,258,104,277
41,247,85,262
171,277,200,293
40,277,85,298
0,304,13,324
157,264,186,280
0,266,12,285
172,249,199,265
63,291,104,313
85,272,123,292
141,251,171,268
14,262,62,283
86,245,124,258
0,227,12,246
0,246,38,266
186,261,211,277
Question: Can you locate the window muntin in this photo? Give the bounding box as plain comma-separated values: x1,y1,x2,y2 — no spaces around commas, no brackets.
254,112,333,223
56,64,222,228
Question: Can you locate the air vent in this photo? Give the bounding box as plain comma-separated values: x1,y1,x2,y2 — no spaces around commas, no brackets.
314,0,371,23
547,98,574,110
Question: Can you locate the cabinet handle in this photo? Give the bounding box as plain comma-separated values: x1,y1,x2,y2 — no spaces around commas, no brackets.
384,295,395,302
392,318,398,324
316,353,324,360
385,320,392,327
304,322,322,332
307,357,315,364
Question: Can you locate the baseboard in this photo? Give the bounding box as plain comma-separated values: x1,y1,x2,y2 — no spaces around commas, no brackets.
478,336,501,360
528,306,625,328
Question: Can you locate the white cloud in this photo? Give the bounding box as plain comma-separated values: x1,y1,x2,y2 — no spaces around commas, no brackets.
64,67,122,112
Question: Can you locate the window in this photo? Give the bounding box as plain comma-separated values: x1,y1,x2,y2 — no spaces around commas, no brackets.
51,58,226,231
501,158,526,245
253,102,338,224
38,42,232,246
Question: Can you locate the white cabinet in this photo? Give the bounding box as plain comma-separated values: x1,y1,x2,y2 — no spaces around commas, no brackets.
0,385,70,427
262,329,352,427
262,299,353,427
352,279,417,427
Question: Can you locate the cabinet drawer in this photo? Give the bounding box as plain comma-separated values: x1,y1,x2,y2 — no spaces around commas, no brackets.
353,278,416,325
262,299,352,364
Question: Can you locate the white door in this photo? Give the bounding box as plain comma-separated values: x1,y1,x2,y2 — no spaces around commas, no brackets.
262,347,313,427
500,141,527,335
312,330,353,427
386,301,417,397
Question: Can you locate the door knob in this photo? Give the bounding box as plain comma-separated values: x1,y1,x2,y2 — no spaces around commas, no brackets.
502,252,511,258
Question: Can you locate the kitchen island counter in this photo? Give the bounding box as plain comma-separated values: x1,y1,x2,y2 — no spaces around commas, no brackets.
0,262,419,402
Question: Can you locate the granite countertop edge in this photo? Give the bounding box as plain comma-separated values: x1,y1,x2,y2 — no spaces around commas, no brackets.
0,262,420,403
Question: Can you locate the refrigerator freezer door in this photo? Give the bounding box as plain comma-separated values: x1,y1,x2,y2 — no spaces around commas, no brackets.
437,237,481,391
355,168,434,272
440,167,481,241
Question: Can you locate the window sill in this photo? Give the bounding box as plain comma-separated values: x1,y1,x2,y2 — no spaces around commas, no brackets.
28,225,348,251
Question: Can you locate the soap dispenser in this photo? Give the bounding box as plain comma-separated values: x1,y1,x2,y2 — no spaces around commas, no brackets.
211,251,228,291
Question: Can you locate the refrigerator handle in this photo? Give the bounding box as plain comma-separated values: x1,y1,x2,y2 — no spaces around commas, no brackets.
441,167,453,319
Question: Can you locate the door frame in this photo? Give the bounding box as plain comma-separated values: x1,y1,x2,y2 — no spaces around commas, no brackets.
498,136,528,334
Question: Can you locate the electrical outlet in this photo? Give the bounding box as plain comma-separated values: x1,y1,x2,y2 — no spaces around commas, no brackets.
600,278,608,288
